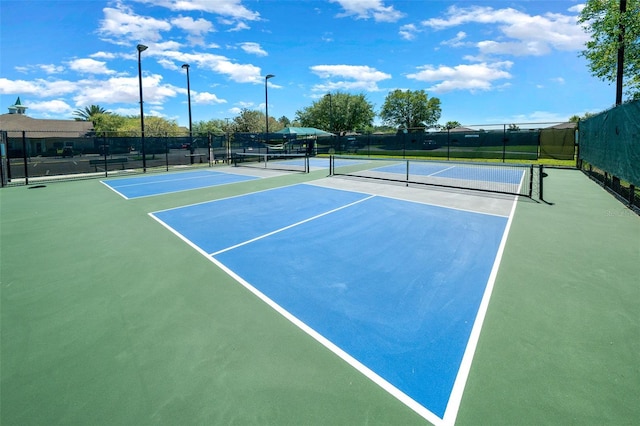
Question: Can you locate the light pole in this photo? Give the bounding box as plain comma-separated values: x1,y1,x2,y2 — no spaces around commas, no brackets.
182,64,194,163
615,0,627,106
327,92,333,133
137,44,148,172
265,74,275,148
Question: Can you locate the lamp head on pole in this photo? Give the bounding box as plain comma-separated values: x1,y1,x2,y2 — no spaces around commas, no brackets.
137,44,148,53
265,74,275,81
181,63,189,70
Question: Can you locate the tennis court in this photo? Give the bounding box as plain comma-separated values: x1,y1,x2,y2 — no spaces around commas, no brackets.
230,152,362,173
102,169,259,199
1,162,638,425
151,183,514,422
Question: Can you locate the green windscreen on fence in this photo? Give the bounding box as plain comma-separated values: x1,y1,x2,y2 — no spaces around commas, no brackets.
540,128,576,160
579,101,640,187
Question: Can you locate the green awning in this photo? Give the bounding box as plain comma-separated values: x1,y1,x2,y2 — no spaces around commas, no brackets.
274,127,334,136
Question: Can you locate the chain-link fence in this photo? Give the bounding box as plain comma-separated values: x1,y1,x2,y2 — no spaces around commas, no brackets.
2,131,228,185
1,122,577,186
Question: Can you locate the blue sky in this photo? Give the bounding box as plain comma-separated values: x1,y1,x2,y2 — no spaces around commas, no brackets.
0,0,617,128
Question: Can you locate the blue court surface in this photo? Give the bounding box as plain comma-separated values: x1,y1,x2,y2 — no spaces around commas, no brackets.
309,157,367,169
247,157,361,169
102,170,258,199
375,162,525,184
150,183,512,423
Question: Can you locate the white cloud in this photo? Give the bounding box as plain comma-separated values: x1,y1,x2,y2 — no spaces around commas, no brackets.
98,5,171,44
441,31,467,47
12,65,64,75
499,110,572,123
68,58,116,75
311,64,390,81
227,21,251,32
71,74,178,106
171,16,214,45
422,5,588,57
407,62,513,93
310,64,391,92
157,50,263,83
0,78,77,97
148,41,184,52
90,52,117,60
27,99,74,115
238,42,267,56
133,0,260,21
39,64,65,74
171,16,214,34
568,4,585,13
329,0,405,23
193,92,226,104
399,24,420,41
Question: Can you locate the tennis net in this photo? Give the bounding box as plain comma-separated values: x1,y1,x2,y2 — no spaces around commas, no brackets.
329,155,545,199
232,151,309,173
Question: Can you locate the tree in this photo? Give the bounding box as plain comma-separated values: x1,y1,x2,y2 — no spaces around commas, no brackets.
444,121,462,130
91,113,126,134
277,116,291,128
143,116,181,137
233,108,264,132
73,105,110,121
579,0,640,101
296,92,375,133
380,89,441,131
569,112,597,122
193,119,225,135
115,115,181,136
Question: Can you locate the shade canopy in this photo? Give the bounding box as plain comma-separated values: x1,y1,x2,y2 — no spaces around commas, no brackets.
275,127,334,136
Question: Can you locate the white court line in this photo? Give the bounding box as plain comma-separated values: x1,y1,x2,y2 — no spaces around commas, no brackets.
107,171,220,188
441,183,522,425
100,180,131,200
426,165,456,177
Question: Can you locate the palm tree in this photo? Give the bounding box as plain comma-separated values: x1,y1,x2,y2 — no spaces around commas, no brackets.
73,105,110,121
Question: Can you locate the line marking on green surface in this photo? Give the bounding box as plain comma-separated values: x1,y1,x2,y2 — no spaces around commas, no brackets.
442,194,520,425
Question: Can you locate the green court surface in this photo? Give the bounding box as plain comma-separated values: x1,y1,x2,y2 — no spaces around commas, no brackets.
1,167,638,425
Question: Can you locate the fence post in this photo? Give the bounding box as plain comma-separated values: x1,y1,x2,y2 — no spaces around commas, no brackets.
165,132,169,172
2,131,11,183
103,132,108,177
22,131,29,185
208,132,212,167
502,124,506,162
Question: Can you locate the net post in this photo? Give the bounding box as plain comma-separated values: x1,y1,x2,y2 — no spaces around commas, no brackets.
329,155,334,175
528,164,534,198
406,160,409,187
